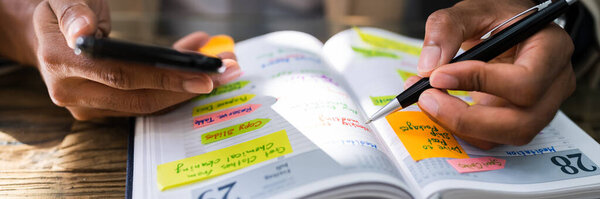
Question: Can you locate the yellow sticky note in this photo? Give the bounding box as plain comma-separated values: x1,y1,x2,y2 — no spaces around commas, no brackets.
448,90,469,97
156,130,293,191
397,69,417,81
385,111,469,161
193,94,255,117
198,35,235,57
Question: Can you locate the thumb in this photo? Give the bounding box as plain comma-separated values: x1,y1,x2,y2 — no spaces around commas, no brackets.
48,0,98,48
418,6,493,77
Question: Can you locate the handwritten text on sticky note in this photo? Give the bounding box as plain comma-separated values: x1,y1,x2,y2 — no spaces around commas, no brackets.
386,111,469,161
193,94,255,117
447,157,506,173
194,104,261,129
370,96,395,106
202,118,270,144
198,35,235,57
156,130,293,191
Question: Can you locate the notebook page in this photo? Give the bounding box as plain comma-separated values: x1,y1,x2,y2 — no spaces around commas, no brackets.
134,31,410,199
323,27,600,198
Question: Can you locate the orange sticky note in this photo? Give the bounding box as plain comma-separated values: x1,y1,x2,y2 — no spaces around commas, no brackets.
385,111,469,161
198,35,235,57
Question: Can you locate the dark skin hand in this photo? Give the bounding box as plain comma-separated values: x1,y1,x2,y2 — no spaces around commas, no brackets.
404,0,576,149
0,0,242,120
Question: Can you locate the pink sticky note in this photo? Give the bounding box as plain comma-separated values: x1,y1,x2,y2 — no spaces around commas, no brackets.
446,157,506,173
193,104,261,129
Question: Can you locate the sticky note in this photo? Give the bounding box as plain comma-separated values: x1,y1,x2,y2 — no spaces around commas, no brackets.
157,130,293,191
370,96,395,106
385,111,469,161
351,46,399,59
193,104,261,129
354,27,421,56
193,94,255,117
202,118,270,144
193,80,251,101
397,69,417,81
447,157,506,173
198,35,235,57
448,90,469,96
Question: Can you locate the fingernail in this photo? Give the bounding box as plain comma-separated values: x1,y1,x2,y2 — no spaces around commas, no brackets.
419,92,439,116
217,66,242,83
67,17,88,48
183,78,213,93
418,45,441,74
431,73,459,88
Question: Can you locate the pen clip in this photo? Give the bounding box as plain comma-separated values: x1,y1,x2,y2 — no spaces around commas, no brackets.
480,0,552,40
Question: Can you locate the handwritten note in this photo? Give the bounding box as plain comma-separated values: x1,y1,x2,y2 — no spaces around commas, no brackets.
193,81,251,101
157,130,293,191
194,104,261,129
370,95,395,106
386,111,469,161
351,46,399,59
202,118,271,144
319,115,371,133
397,69,417,81
447,157,506,173
198,35,235,57
354,27,421,56
193,94,255,117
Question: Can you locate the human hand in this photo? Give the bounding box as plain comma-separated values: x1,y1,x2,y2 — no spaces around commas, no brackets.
405,0,576,149
33,0,241,120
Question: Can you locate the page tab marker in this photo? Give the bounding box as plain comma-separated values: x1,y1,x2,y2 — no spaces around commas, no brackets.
447,157,506,173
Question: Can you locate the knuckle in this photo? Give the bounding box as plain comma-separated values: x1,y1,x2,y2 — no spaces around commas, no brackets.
37,49,65,75
515,82,543,106
70,110,93,121
48,85,71,107
57,2,88,27
427,9,455,29
129,94,162,114
509,118,538,146
101,67,131,89
157,73,178,91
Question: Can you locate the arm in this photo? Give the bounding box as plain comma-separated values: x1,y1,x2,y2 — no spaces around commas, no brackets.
0,0,41,66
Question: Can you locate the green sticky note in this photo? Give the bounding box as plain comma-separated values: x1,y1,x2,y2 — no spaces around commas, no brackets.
351,46,399,59
193,81,251,101
370,96,396,106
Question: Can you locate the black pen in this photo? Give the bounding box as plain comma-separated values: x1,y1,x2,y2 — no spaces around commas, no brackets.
366,0,576,124
74,36,225,73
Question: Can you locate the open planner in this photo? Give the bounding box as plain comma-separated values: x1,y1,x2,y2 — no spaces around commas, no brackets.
131,27,600,199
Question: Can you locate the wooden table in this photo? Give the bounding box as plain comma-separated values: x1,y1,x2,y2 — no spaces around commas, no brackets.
0,66,130,198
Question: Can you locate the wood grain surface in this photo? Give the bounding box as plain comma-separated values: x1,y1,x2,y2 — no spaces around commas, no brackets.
0,66,129,198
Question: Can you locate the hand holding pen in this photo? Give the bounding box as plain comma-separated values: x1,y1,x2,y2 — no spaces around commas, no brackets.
370,0,576,149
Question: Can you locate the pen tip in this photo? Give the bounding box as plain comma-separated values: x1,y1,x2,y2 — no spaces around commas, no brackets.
365,119,372,124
